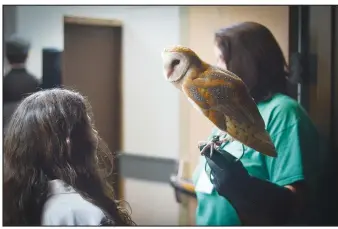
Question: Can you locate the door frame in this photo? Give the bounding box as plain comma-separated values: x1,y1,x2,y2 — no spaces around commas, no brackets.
63,15,125,200
290,6,338,225
333,7,338,168
307,6,338,224
288,6,310,103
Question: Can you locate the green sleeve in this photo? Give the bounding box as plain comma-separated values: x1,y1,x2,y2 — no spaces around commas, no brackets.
264,109,319,187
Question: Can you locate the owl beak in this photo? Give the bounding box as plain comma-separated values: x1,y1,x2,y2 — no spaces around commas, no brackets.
166,68,174,79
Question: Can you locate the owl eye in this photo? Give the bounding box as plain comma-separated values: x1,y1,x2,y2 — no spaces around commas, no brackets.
171,59,180,68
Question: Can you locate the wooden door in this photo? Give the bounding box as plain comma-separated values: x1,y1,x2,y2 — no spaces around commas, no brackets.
63,16,123,198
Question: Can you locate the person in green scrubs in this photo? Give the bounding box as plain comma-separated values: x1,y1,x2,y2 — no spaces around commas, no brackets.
193,22,322,225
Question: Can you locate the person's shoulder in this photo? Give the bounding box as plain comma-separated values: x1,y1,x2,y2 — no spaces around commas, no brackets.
264,93,303,115
25,70,38,78
3,101,21,127
3,70,15,82
261,93,314,133
24,71,39,83
4,69,38,81
41,192,105,226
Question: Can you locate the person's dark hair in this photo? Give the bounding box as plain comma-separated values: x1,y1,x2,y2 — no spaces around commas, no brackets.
5,35,30,65
6,53,28,65
3,88,135,226
215,21,289,102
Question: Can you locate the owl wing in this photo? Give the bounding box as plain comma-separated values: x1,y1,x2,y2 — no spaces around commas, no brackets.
214,67,266,129
182,78,227,130
182,67,265,130
182,67,276,157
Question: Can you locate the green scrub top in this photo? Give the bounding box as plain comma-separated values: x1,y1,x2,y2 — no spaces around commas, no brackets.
193,93,320,226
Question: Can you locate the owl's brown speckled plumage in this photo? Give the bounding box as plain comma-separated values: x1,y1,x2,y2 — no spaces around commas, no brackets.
161,45,277,157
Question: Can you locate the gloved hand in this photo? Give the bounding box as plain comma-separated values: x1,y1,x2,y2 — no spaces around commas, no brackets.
200,143,297,225
200,143,251,194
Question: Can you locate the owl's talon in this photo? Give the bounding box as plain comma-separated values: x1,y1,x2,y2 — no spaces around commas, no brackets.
200,145,209,155
197,141,207,149
199,133,231,156
210,144,214,158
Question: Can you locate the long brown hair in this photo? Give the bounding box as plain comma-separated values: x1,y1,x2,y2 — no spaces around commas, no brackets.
215,21,289,102
3,88,135,226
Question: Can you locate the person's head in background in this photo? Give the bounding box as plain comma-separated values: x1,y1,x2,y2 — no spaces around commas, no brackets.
5,35,31,69
214,21,289,103
3,88,134,226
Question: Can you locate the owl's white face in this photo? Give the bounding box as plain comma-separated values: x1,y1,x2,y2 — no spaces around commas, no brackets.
161,50,190,83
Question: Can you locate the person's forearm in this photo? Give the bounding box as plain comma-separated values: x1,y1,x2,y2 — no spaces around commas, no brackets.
222,176,297,225
202,144,301,225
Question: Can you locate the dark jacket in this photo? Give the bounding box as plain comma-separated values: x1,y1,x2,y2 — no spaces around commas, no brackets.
3,68,40,130
3,101,20,132
3,68,40,103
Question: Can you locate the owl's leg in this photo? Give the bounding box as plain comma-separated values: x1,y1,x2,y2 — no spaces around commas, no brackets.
199,139,214,156
201,110,229,157
219,134,234,144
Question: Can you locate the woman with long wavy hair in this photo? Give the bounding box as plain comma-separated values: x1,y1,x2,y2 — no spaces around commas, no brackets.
3,88,135,226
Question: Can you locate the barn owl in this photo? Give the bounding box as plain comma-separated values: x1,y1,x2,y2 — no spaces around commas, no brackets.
161,45,277,158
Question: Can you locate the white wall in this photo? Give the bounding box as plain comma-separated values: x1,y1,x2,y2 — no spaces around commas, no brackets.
16,6,181,160
124,178,179,225
15,6,181,225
